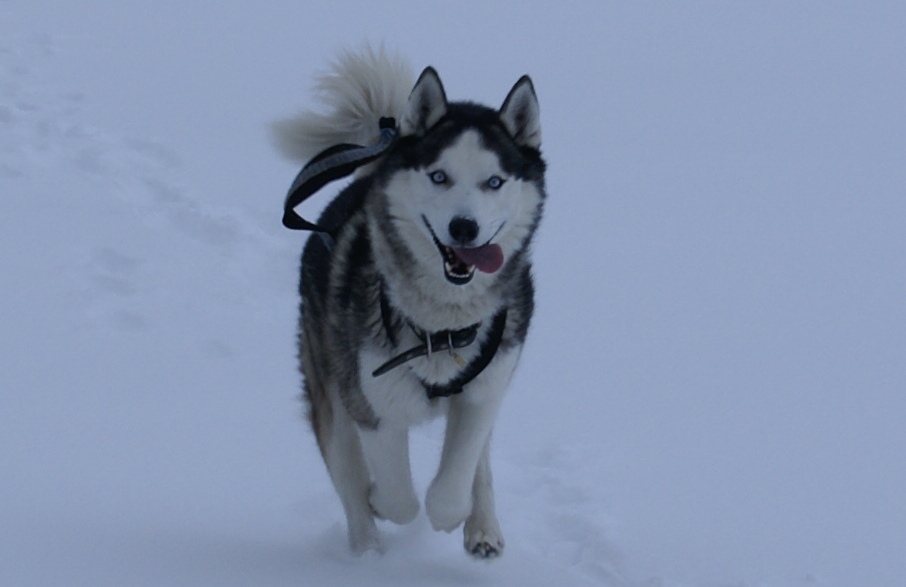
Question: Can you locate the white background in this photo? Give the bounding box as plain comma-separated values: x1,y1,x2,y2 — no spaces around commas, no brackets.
2,2,904,585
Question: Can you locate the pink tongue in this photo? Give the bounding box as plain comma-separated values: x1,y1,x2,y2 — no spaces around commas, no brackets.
452,244,504,274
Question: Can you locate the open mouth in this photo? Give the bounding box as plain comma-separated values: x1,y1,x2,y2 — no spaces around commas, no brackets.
422,217,504,286
441,245,477,284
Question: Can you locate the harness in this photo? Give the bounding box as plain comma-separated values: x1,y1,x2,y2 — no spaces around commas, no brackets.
282,118,507,398
282,117,398,234
374,287,508,398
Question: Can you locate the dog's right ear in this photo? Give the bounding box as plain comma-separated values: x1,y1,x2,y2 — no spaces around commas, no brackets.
499,75,541,149
400,67,447,136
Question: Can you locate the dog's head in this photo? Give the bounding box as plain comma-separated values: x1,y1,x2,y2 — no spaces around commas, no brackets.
377,68,546,288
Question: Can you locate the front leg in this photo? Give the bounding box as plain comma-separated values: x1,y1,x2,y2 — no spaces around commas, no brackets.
426,350,517,533
464,436,504,558
357,424,420,525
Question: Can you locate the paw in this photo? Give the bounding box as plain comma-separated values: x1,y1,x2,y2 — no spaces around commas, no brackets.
463,516,504,559
368,483,420,525
466,535,503,559
426,480,472,532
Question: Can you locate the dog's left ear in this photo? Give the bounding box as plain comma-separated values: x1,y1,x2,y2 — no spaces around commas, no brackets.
400,67,448,137
499,76,541,148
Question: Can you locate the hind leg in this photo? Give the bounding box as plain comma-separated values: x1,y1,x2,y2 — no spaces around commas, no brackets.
323,403,381,554
358,425,420,524
463,436,505,558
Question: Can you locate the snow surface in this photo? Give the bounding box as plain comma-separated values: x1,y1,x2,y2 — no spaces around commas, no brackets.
2,2,905,586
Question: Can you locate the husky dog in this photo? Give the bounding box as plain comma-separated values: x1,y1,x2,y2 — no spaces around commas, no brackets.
273,48,545,558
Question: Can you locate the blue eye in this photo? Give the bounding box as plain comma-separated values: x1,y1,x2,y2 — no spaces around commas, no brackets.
487,175,505,190
429,170,448,185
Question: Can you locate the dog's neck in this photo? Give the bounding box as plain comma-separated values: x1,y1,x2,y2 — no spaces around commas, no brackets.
368,223,503,333
378,269,501,332
375,281,508,398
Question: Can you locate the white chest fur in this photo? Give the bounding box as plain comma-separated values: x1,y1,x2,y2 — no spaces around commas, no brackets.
358,343,451,427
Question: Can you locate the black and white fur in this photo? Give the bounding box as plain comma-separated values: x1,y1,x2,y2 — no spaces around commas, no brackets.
274,48,546,558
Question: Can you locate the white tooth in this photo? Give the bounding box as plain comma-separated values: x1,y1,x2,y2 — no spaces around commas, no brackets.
443,259,476,279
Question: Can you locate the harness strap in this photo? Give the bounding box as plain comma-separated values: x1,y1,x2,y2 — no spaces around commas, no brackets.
373,286,509,399
422,308,507,399
282,117,397,232
371,323,482,378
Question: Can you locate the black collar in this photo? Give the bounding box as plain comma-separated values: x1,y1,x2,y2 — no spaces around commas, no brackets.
373,287,508,399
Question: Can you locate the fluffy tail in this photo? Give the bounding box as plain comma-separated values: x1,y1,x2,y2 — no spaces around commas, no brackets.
271,46,414,163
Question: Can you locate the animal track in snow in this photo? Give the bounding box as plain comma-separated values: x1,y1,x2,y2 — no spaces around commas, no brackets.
87,247,142,297
505,443,628,586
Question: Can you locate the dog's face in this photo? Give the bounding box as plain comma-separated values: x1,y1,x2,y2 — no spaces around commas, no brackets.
379,68,545,288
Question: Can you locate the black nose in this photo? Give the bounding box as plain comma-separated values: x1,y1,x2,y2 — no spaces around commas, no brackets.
448,216,479,244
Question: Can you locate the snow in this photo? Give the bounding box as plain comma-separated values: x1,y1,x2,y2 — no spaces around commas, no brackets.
2,2,905,586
